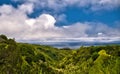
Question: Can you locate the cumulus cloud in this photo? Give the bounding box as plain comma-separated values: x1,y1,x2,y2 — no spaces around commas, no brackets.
18,3,34,14
0,4,89,40
0,3,120,42
0,4,28,36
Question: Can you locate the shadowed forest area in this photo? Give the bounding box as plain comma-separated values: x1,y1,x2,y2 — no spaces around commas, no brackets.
0,35,120,74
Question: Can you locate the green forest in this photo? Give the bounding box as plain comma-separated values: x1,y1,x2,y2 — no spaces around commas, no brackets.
0,34,120,74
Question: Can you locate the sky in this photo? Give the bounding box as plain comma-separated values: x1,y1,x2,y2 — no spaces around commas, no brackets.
0,0,120,42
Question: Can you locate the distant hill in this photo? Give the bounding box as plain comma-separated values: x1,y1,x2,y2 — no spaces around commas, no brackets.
0,35,120,74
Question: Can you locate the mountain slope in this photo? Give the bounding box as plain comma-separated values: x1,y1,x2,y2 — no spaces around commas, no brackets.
0,35,120,74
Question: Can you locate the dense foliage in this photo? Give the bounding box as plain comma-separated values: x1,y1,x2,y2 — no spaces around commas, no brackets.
0,35,120,74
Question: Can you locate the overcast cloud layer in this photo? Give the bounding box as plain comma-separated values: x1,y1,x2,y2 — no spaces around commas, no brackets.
0,0,120,42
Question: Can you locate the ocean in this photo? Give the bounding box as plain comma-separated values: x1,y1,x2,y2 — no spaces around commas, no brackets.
32,41,120,48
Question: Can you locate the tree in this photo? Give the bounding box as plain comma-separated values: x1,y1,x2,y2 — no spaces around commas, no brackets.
0,34,8,40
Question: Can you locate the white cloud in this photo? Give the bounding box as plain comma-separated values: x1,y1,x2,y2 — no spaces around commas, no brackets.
12,0,120,11
20,37,120,43
0,4,60,40
18,3,34,14
54,14,67,23
0,4,28,36
84,22,120,37
97,32,103,36
0,4,91,40
62,23,90,37
38,14,56,29
0,4,120,42
25,19,36,26
66,0,120,10
0,5,13,14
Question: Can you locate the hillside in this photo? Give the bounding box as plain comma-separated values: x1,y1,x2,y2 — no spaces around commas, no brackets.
0,35,120,74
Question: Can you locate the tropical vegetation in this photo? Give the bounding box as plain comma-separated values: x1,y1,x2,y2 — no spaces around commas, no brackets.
0,34,120,74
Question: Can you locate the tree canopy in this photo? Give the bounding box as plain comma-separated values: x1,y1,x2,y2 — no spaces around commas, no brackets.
0,35,120,74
